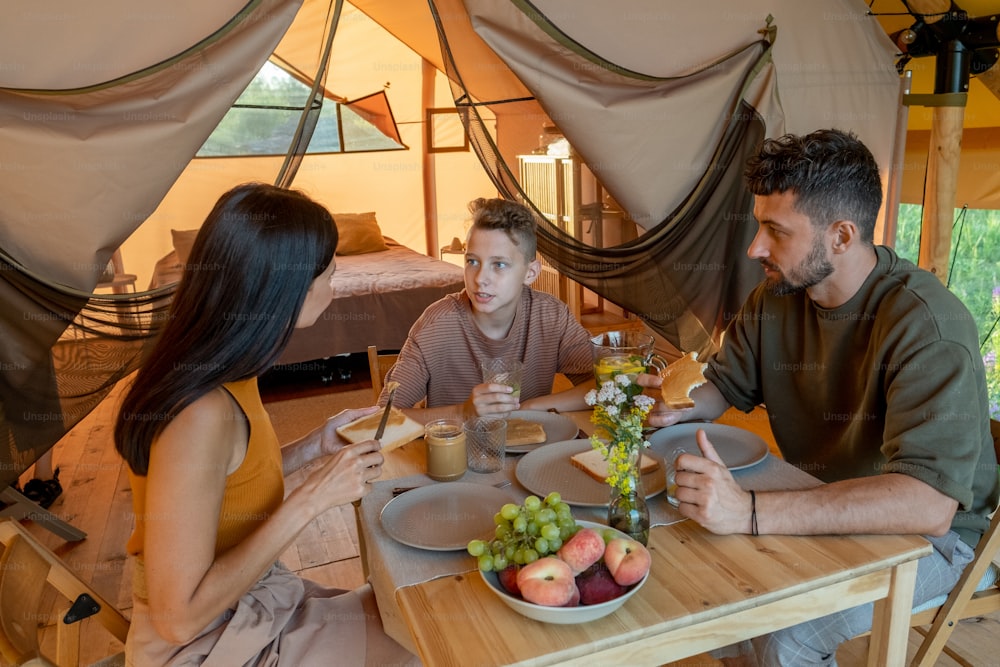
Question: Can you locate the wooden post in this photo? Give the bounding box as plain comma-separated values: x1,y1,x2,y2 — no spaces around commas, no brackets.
917,104,964,284
421,59,438,257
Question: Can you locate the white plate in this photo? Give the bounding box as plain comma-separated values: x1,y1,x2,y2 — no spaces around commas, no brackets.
515,439,666,508
646,423,769,470
380,482,517,551
504,410,581,454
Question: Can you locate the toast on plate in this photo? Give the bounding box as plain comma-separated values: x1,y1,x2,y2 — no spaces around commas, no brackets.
569,448,659,482
505,418,547,446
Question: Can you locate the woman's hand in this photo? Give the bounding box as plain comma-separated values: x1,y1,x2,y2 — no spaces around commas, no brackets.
317,406,380,457
292,438,385,513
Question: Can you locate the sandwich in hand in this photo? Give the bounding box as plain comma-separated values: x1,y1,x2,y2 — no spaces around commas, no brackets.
659,351,707,409
335,407,424,453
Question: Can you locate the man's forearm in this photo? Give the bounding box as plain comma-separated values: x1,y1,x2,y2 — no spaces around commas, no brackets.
754,473,957,537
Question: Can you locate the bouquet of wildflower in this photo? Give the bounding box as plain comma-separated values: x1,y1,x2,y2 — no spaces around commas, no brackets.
585,375,656,494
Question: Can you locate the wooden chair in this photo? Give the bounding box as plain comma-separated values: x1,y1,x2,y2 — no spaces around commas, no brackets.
907,418,1000,666
367,345,399,403
0,518,129,667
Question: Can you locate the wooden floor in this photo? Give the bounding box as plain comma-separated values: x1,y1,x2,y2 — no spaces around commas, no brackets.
10,362,1000,666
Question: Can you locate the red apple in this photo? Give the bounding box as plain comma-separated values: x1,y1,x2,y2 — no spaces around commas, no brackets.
516,556,578,607
556,527,605,574
575,562,627,605
497,564,521,597
603,537,651,586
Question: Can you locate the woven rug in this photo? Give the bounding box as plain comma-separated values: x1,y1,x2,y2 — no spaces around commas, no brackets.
264,388,374,444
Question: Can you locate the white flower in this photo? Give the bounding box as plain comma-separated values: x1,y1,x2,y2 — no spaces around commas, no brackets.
584,389,597,406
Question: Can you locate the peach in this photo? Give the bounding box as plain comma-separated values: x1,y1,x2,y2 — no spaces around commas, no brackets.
516,557,578,607
603,537,651,586
556,527,605,574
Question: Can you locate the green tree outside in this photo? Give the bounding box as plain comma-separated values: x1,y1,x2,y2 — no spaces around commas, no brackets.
894,204,1000,419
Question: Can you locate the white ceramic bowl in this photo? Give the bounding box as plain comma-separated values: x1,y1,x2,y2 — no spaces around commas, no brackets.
478,520,649,624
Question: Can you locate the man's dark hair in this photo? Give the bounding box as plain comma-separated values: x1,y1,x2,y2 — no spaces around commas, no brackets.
744,128,882,243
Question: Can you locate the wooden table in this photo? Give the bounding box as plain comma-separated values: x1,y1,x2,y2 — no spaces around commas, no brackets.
366,409,931,666
395,524,929,666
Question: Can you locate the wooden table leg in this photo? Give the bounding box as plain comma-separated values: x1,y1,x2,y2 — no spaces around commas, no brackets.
868,558,919,666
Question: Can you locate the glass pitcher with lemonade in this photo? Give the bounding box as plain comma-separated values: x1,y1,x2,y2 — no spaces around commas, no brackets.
590,331,669,388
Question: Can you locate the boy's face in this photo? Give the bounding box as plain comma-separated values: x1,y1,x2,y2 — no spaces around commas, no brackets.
464,228,540,318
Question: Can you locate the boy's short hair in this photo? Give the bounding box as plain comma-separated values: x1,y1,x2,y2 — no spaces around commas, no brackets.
468,198,539,262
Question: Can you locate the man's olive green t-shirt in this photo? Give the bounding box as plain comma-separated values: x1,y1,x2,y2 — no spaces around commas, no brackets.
707,246,998,546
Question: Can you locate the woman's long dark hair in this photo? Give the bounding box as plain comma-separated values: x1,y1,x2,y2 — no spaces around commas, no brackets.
115,183,337,475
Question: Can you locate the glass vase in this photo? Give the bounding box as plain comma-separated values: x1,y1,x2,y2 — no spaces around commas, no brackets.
607,446,650,545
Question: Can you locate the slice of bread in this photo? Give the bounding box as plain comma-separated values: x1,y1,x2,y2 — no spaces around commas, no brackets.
505,418,546,446
659,351,707,409
335,407,425,453
569,448,660,482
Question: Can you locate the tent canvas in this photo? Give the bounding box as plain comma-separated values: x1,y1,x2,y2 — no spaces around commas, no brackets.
0,0,997,487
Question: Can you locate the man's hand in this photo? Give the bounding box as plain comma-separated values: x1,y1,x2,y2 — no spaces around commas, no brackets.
674,429,754,535
637,372,692,427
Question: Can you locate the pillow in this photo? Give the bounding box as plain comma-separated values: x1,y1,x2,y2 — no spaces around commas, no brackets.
171,228,199,266
334,211,388,255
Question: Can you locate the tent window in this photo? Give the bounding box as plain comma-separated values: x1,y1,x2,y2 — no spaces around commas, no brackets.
196,62,405,157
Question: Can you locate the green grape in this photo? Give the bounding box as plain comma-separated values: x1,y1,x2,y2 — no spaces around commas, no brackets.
478,553,494,572
471,494,581,574
540,523,560,541
467,539,486,557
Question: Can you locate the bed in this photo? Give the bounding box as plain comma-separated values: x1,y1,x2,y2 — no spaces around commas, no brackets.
150,214,465,366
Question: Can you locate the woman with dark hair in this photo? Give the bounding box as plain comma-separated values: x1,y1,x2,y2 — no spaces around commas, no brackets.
115,183,419,665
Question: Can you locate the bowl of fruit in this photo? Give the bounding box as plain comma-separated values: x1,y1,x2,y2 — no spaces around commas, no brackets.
467,493,651,625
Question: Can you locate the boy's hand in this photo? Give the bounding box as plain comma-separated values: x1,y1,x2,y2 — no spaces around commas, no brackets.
469,382,520,417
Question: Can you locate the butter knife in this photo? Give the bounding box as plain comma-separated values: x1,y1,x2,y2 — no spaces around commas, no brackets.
374,382,399,440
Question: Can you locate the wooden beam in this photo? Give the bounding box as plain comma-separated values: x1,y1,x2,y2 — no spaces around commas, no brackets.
917,104,964,284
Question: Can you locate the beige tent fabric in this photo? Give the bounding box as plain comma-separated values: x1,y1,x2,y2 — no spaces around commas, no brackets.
465,0,901,234
0,0,303,289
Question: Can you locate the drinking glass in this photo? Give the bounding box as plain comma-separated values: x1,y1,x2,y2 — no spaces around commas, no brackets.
464,417,506,473
665,447,688,508
481,358,523,399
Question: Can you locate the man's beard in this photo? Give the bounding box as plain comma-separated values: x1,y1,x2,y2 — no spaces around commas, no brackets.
763,237,834,296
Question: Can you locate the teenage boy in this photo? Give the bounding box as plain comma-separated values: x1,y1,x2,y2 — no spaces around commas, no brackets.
379,197,595,419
